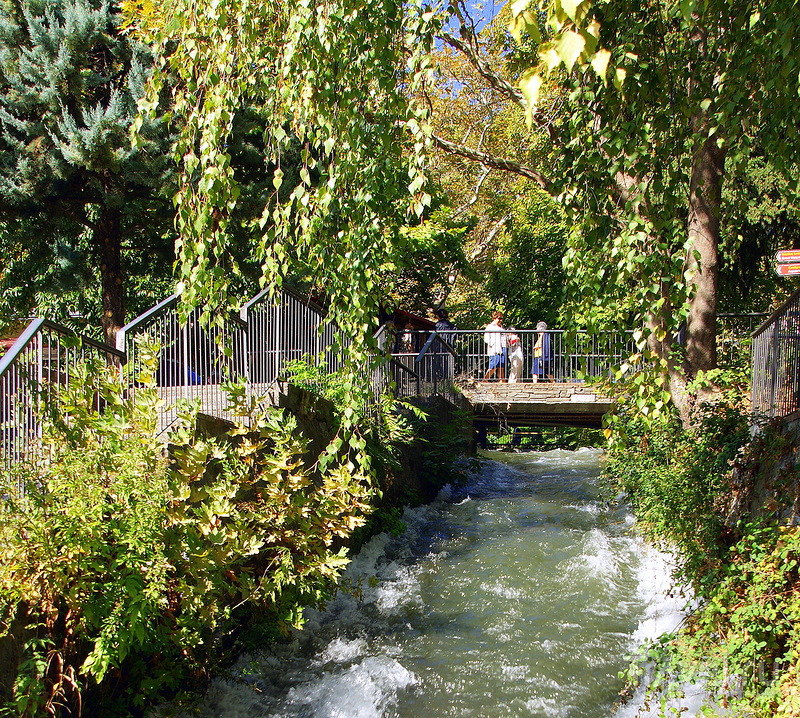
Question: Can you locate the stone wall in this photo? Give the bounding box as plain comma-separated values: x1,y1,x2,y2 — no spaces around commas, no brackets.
728,412,800,526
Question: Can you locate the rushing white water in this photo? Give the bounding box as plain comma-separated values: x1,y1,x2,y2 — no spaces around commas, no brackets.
189,448,697,718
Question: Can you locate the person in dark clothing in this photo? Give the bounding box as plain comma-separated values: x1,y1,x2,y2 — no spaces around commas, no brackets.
435,309,456,348
434,308,457,380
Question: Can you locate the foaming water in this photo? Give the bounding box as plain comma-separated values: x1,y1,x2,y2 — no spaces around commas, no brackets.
189,449,692,718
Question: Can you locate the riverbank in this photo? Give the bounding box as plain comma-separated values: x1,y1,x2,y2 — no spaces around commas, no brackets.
603,401,800,716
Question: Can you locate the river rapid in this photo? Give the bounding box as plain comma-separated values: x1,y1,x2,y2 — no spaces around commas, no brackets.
191,448,697,718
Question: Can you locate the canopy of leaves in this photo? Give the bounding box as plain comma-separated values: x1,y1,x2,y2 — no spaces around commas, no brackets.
123,0,436,354
419,15,572,330
511,0,800,338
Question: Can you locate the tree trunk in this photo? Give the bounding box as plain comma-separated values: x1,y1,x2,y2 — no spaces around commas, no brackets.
96,205,124,345
684,133,726,376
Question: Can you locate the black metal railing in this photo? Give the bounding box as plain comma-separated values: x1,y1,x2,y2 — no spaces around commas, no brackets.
752,290,800,418
2,288,349,473
719,312,770,336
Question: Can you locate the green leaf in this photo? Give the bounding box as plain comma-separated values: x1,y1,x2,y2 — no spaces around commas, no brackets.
556,30,586,72
559,0,584,21
590,47,611,80
519,69,543,116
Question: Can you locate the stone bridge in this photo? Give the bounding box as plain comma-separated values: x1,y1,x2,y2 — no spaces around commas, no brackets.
458,380,611,429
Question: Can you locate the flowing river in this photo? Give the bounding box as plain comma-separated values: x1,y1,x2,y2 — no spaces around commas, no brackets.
194,448,694,718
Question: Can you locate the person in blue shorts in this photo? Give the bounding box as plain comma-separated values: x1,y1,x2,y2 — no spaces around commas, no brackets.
482,311,506,382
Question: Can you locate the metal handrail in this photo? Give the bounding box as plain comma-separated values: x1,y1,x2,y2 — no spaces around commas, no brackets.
1,319,125,478
241,285,328,320
1,318,124,378
389,328,636,385
751,289,800,418
118,293,251,433
752,288,800,339
116,294,179,352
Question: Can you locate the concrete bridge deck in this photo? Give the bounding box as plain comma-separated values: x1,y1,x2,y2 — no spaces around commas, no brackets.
458,380,612,428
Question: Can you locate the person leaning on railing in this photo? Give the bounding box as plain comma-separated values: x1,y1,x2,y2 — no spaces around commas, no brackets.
532,321,553,382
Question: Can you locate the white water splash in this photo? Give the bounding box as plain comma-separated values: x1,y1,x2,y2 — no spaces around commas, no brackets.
612,544,707,717
285,656,417,718
180,450,704,718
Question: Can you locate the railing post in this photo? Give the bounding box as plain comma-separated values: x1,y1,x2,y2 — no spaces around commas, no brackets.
769,318,780,417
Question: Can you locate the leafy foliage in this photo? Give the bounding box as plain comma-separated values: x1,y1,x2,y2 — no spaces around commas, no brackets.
496,0,800,421
0,350,373,715
623,522,800,717
604,401,749,582
604,380,800,716
122,0,442,472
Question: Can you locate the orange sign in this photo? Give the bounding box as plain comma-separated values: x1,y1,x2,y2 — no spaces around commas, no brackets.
776,249,800,263
775,262,800,276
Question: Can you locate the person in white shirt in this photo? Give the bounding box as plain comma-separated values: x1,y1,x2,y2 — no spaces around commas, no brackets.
483,311,506,382
506,329,523,382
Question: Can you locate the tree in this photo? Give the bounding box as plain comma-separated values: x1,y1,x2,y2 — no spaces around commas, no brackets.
414,21,571,327
123,0,436,377
0,0,175,342
434,0,800,417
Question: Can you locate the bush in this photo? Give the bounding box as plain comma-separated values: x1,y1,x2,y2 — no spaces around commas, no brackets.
603,401,750,584
0,349,373,716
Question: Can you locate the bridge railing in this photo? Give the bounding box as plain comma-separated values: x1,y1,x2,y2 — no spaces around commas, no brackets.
719,312,770,336
388,328,636,386
752,289,800,418
116,295,248,431
241,288,344,388
1,319,125,478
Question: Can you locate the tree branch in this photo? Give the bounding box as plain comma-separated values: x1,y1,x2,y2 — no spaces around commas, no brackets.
432,133,553,193
453,165,491,218
438,30,527,110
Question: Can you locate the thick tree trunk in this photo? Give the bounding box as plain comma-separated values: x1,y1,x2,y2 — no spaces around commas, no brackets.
96,205,124,345
684,133,726,375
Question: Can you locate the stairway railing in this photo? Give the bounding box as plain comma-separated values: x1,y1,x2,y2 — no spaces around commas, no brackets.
0,319,125,477
116,294,249,432
2,288,353,471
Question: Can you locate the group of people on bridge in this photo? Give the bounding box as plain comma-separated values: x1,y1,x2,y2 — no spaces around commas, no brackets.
482,311,553,384
392,308,555,384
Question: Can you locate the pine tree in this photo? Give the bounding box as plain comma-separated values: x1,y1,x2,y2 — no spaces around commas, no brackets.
0,0,175,342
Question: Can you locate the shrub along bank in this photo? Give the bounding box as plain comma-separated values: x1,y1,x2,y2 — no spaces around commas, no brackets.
604,398,800,716
0,352,466,716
